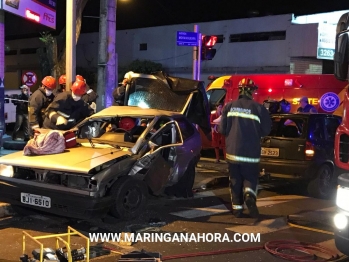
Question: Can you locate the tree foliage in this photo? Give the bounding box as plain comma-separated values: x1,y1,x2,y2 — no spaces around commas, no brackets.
120,59,163,81
37,0,89,82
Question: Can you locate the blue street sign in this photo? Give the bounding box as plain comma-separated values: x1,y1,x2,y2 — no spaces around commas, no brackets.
177,31,198,46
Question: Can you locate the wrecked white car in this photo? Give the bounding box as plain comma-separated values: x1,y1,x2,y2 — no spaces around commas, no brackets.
0,73,210,220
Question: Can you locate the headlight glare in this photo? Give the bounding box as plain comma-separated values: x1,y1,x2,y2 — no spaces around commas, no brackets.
334,213,348,230
337,186,349,212
0,164,14,177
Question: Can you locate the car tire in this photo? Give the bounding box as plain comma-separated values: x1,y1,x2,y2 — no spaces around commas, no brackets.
3,140,27,150
307,164,335,199
165,161,196,198
109,176,148,220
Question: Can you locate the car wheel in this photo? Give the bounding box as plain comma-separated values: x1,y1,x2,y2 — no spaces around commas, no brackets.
307,164,335,199
165,161,196,198
109,176,148,220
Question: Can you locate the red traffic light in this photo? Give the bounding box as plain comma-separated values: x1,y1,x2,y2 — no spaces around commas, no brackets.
202,35,217,47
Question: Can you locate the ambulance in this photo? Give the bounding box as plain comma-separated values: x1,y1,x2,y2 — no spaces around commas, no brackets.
201,74,347,149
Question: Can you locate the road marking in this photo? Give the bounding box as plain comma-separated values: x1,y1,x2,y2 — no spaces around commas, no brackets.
170,204,230,219
170,195,309,219
226,217,289,234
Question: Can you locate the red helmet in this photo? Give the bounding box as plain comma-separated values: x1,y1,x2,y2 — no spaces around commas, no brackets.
119,117,136,131
71,80,86,96
238,78,257,89
41,76,56,90
76,75,86,83
59,75,66,85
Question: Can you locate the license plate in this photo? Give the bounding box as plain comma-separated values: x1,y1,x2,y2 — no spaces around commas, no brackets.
21,193,51,208
261,147,279,157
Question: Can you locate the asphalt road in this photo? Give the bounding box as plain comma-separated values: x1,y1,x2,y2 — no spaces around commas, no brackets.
0,161,345,262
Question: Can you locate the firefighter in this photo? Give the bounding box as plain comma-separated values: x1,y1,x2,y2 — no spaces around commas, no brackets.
12,85,30,141
55,74,67,95
28,76,56,132
219,78,271,218
43,80,94,130
113,71,134,105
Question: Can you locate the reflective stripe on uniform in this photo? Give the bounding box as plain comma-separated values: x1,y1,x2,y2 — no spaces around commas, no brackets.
232,205,243,210
226,153,260,163
244,187,257,197
227,111,260,123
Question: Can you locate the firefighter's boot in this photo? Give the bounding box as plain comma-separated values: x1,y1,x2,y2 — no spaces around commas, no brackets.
245,193,259,218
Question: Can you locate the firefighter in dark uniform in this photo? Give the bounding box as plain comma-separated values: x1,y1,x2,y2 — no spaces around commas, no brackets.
219,78,271,218
113,71,133,105
43,79,95,130
54,74,67,95
12,85,30,141
28,76,56,133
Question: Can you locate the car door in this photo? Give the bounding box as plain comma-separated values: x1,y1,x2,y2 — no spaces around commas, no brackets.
133,120,184,195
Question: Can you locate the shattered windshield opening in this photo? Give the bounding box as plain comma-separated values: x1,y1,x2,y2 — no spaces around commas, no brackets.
127,78,189,112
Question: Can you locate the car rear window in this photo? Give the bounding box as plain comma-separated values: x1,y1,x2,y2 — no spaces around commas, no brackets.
268,117,307,138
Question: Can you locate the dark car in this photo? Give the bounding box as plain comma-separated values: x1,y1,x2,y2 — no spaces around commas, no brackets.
260,113,342,199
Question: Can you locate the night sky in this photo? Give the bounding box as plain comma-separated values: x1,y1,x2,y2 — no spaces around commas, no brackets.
4,0,349,40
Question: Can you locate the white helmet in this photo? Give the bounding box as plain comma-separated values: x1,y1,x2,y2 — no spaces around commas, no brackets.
20,85,29,89
124,71,134,80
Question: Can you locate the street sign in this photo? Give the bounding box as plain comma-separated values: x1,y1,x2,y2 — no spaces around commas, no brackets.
1,0,56,29
177,31,198,46
317,22,336,60
22,71,37,87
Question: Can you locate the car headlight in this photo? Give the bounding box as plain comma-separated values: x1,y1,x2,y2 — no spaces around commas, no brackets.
334,213,348,230
337,186,349,212
0,164,14,177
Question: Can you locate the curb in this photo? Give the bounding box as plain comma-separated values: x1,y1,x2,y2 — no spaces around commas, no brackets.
0,203,15,218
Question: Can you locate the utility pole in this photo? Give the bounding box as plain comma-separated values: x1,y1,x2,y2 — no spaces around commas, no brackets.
0,10,5,140
96,0,116,112
66,0,76,91
192,25,199,80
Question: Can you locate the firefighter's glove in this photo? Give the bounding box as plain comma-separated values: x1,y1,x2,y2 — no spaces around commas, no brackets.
56,116,68,126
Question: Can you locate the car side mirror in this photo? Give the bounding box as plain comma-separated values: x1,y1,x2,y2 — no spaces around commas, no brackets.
334,13,349,81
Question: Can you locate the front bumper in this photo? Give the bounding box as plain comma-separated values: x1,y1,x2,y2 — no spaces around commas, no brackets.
260,159,317,180
0,178,113,219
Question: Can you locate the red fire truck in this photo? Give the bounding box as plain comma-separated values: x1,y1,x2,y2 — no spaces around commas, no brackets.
333,12,349,257
201,74,347,149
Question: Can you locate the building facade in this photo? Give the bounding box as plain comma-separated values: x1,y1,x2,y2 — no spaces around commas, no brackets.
3,13,336,90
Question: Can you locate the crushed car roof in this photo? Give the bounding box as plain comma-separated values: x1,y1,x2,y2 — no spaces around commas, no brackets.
90,106,182,118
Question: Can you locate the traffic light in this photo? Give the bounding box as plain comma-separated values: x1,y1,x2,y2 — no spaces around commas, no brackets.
201,35,217,60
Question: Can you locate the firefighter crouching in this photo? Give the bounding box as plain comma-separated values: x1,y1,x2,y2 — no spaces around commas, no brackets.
28,76,56,135
43,79,95,130
219,78,271,218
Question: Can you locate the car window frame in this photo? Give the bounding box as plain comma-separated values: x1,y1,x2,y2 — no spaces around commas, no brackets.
323,116,342,142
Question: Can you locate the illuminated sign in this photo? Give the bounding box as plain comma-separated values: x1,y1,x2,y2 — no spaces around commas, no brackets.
1,0,56,29
26,9,40,23
291,10,349,61
292,98,319,105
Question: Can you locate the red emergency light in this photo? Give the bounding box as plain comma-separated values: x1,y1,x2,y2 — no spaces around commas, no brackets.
268,88,272,93
26,9,40,23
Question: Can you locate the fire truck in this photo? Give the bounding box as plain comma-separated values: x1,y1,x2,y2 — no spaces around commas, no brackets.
333,12,349,257
201,74,348,149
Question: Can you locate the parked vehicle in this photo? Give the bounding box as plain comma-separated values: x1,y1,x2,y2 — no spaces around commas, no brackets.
332,11,349,256
4,89,22,124
0,73,210,220
260,113,342,199
202,74,347,149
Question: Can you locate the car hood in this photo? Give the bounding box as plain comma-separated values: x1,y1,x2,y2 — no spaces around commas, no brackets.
0,146,131,174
